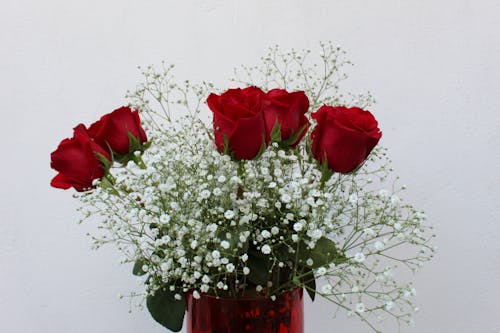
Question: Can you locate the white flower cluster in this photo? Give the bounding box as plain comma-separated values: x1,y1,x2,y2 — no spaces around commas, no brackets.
78,43,435,333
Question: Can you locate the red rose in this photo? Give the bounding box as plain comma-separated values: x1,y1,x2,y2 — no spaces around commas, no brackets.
263,89,310,146
207,87,269,160
311,105,382,174
50,125,111,191
88,106,147,155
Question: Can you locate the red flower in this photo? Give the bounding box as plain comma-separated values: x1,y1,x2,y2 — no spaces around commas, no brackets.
50,125,111,191
207,87,269,160
311,106,382,174
263,89,310,146
88,106,147,155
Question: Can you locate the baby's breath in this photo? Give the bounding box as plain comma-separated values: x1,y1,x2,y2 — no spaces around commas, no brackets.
78,42,435,333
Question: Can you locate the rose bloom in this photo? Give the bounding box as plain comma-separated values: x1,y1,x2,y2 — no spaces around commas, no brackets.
207,87,268,160
88,106,147,155
262,89,310,146
311,105,382,173
50,124,111,191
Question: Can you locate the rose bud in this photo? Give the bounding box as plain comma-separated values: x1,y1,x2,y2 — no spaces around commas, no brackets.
311,105,382,174
207,87,269,160
263,89,310,147
50,124,111,191
88,106,148,156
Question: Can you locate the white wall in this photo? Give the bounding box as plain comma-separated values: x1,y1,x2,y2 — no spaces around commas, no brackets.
1,0,499,332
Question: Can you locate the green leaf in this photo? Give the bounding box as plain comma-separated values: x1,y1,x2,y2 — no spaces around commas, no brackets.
94,152,112,171
146,288,185,332
319,155,334,184
300,270,316,302
132,258,147,276
246,250,271,285
270,120,282,142
254,133,269,159
127,130,142,153
279,123,308,147
297,237,347,269
222,134,230,155
274,243,295,263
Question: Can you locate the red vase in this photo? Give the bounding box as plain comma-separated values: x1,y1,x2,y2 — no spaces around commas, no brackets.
186,288,304,333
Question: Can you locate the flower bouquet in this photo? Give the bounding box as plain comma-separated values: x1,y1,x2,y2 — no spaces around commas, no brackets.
50,43,435,333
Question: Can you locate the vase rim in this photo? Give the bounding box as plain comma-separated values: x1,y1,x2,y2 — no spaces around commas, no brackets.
187,286,303,301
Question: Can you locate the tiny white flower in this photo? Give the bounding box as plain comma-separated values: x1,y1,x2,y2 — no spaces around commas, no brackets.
224,210,235,219
271,227,280,235
416,211,427,220
363,228,375,237
241,253,248,262
160,214,171,224
217,175,226,183
349,193,358,205
280,193,292,203
306,197,317,207
200,284,209,293
390,195,400,206
230,176,242,184
174,293,182,300
206,223,218,233
199,190,211,200
256,285,263,292
226,263,235,273
374,241,384,251
211,250,221,259
268,182,277,188
261,230,271,238
243,267,250,275
317,267,327,276
192,290,200,299
378,189,389,198
261,245,271,254
310,229,323,239
257,198,268,208
321,284,332,294
353,253,366,263
355,302,366,313
221,240,230,249
293,222,303,232
306,258,314,266
202,275,210,283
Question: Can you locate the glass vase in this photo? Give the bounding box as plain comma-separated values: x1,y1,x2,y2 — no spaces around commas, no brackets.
186,287,304,333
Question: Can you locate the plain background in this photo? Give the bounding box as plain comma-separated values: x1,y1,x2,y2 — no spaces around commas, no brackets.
1,0,499,332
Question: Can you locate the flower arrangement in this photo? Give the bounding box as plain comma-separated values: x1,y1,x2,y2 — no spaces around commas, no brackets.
50,42,435,332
